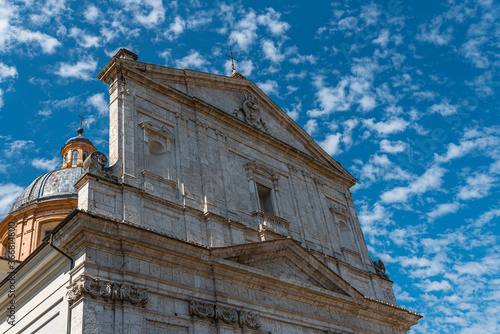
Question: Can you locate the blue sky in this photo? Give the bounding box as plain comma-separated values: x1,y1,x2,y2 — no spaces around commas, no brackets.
0,0,499,332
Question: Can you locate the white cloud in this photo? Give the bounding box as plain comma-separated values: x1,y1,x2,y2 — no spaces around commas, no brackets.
372,29,390,48
256,80,279,96
55,58,98,80
3,140,34,158
379,139,408,154
131,0,166,28
236,59,254,77
304,119,318,135
230,7,290,52
318,133,342,156
230,10,259,52
381,165,446,203
416,16,453,46
351,153,413,190
473,207,500,228
399,255,447,279
165,16,185,41
0,62,17,82
308,57,382,116
427,202,461,221
87,93,108,118
0,183,24,217
261,39,285,63
462,37,490,69
358,202,393,239
31,157,59,171
84,4,100,22
174,50,209,70
363,117,409,136
15,28,61,53
69,27,100,48
308,76,350,116
284,99,301,121
256,8,290,36
0,89,4,109
0,2,60,53
435,126,500,163
457,173,497,200
428,101,457,116
417,279,452,292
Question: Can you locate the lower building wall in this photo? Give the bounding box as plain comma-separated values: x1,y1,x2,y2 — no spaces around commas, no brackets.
60,213,419,334
0,248,70,334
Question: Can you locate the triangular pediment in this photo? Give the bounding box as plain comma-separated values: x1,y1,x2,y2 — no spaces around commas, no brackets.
211,239,363,299
97,52,356,186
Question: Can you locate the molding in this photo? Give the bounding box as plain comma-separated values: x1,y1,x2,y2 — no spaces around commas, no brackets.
141,170,177,189
330,204,349,218
66,274,148,306
139,120,174,140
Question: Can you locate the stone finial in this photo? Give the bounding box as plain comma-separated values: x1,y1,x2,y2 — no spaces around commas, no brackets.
114,48,139,61
374,259,390,280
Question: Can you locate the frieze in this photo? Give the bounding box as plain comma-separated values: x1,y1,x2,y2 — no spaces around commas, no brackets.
190,299,262,330
239,310,262,330
190,299,216,319
215,304,238,324
66,274,148,306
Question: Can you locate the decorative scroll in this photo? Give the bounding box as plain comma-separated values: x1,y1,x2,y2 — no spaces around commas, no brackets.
234,92,268,131
215,305,238,324
239,310,262,330
66,274,148,306
189,300,216,320
374,259,390,280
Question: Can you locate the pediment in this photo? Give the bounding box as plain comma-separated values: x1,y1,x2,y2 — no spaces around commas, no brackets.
98,55,356,186
211,239,363,299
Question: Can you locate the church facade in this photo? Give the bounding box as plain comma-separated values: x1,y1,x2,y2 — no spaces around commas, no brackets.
0,49,420,333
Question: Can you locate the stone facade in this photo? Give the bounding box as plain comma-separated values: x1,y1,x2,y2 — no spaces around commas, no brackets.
0,49,420,333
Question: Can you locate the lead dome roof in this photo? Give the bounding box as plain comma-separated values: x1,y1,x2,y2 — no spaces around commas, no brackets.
64,127,94,146
10,167,83,213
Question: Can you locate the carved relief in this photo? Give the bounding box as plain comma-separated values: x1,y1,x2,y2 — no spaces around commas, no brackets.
234,92,268,131
239,310,262,330
189,299,215,320
66,274,148,306
215,305,238,324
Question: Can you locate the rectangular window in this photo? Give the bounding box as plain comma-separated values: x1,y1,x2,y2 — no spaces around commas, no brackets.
257,184,274,214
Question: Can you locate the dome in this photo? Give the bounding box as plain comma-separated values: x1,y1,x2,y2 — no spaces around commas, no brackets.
10,167,83,213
